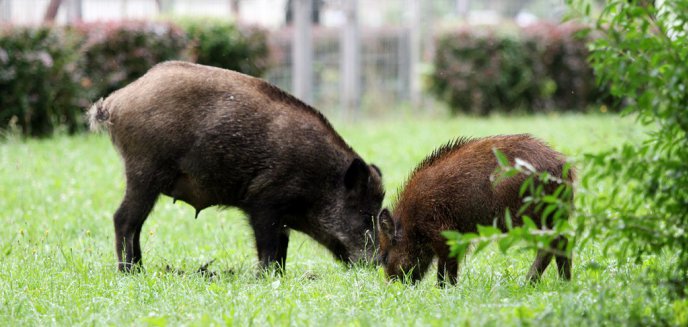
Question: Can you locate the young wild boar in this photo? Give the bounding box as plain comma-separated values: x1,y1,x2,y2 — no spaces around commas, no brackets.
88,61,384,273
377,134,573,286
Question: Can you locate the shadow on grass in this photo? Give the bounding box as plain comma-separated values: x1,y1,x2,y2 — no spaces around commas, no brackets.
163,259,236,280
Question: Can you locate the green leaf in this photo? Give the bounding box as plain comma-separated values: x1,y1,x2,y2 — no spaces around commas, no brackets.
562,162,572,179
477,225,502,237
475,240,491,254
522,216,537,230
498,235,517,253
543,195,559,204
493,148,510,167
519,177,533,197
441,230,462,241
542,204,559,221
504,209,513,230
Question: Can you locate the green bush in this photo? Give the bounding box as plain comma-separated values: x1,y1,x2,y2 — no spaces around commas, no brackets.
0,20,270,138
75,21,190,101
177,18,270,77
444,0,688,300
524,21,611,111
431,23,610,114
573,0,688,290
0,26,83,137
432,29,542,115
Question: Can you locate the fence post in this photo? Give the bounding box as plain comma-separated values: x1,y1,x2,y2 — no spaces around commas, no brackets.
44,0,63,23
409,0,421,108
0,0,10,23
341,0,360,118
66,0,82,23
456,0,470,20
292,0,313,105
230,0,240,20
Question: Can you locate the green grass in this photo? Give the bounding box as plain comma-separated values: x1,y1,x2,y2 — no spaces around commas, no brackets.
0,113,682,326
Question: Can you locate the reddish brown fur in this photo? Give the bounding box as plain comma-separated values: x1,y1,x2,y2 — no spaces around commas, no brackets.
377,134,574,285
89,61,384,273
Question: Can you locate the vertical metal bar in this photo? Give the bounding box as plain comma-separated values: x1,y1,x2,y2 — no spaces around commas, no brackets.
121,0,127,19
456,0,470,20
0,0,10,23
292,0,313,105
66,0,82,23
399,28,410,100
409,0,421,108
341,0,360,118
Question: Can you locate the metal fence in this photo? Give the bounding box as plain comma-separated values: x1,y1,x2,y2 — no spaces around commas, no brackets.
0,0,567,113
265,25,411,115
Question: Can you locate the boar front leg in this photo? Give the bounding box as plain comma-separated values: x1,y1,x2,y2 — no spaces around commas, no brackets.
249,212,290,274
113,169,162,272
436,244,459,287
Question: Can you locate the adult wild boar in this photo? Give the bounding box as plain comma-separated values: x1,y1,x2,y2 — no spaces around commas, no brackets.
377,134,573,286
88,61,384,273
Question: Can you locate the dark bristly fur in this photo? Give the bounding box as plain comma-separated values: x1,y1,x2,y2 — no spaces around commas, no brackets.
89,61,384,273
377,134,574,286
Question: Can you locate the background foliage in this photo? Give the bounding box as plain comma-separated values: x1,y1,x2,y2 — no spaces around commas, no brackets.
76,21,189,105
0,20,270,137
0,26,82,137
177,18,270,78
431,22,612,115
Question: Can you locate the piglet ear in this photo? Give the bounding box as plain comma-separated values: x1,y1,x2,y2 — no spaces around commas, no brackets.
344,158,370,190
377,208,396,239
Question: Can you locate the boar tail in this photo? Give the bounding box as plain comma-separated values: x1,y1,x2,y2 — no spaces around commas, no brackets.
87,98,110,131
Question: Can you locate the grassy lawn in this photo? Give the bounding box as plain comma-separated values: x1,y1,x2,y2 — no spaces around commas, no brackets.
0,113,679,325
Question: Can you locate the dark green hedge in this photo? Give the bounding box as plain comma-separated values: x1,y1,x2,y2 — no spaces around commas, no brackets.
177,18,269,78
431,22,612,115
0,26,82,136
75,21,190,104
0,20,269,137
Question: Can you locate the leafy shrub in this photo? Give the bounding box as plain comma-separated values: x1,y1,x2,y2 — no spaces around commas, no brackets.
431,23,610,114
75,21,189,101
0,20,271,138
0,26,83,137
432,29,543,115
444,0,688,298
523,22,611,111
177,18,270,77
573,0,688,290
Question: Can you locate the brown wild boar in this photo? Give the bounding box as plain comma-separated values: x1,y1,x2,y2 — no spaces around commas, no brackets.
377,134,573,286
88,61,384,273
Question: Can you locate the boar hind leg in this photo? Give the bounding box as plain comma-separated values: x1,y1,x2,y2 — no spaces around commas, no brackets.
526,236,569,283
249,213,290,274
114,170,165,272
526,249,553,284
554,236,572,280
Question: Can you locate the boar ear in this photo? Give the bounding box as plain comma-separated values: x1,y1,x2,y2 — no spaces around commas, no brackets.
370,164,382,178
377,208,397,239
344,158,370,190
